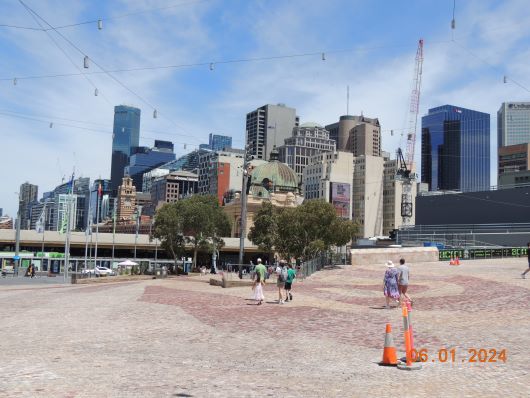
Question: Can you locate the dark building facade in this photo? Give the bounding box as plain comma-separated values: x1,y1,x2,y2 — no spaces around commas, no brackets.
421,105,490,192
110,105,141,194
125,141,175,191
208,134,232,151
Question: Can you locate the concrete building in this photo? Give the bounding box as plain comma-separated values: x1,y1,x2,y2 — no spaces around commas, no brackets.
382,152,417,236
116,176,136,222
18,182,38,230
421,105,490,192
146,171,198,216
278,123,336,185
303,151,354,219
498,170,530,188
246,104,299,161
110,105,141,194
497,102,530,148
0,215,13,229
198,148,245,204
325,115,381,156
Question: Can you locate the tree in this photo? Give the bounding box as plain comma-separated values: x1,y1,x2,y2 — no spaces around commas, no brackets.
181,195,231,269
248,201,278,262
249,200,359,262
152,202,186,267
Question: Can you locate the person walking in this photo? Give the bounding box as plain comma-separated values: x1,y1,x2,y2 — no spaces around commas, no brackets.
522,242,530,279
284,263,296,302
397,258,412,304
30,263,36,278
255,258,267,284
275,261,287,304
383,260,400,309
252,268,265,305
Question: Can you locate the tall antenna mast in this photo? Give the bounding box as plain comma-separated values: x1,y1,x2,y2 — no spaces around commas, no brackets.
346,85,350,115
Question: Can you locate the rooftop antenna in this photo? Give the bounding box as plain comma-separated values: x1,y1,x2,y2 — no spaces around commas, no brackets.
346,85,350,115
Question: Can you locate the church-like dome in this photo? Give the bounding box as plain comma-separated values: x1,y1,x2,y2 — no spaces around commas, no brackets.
249,148,299,197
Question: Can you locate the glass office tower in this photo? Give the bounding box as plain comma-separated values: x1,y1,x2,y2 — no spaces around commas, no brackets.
421,105,490,192
110,105,141,194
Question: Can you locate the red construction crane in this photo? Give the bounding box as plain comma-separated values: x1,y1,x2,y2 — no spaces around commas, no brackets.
396,39,424,226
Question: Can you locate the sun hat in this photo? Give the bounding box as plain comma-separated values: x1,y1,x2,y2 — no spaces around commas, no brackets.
385,260,395,267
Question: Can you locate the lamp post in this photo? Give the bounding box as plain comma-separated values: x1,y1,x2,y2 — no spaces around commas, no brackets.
14,192,21,276
237,143,252,278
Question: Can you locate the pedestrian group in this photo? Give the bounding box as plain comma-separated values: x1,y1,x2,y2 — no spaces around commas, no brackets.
252,258,296,305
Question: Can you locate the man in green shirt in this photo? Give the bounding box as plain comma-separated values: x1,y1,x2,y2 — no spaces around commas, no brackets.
254,258,267,285
285,263,296,302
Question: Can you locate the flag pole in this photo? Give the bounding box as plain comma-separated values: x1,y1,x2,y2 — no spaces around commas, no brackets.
64,175,75,282
84,192,92,271
40,201,46,256
94,183,101,270
112,199,117,261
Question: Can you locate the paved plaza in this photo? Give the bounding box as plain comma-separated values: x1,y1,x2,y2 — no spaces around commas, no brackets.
1,257,529,397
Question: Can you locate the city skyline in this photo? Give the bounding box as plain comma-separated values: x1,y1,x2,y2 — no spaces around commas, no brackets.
2,0,530,216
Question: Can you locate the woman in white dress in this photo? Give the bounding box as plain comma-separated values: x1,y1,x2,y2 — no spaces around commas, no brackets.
252,270,264,305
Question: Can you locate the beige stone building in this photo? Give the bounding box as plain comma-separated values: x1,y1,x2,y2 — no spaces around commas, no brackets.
325,115,381,156
116,176,136,222
223,149,301,238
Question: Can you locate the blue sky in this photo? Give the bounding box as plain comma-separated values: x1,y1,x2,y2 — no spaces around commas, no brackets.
1,0,530,216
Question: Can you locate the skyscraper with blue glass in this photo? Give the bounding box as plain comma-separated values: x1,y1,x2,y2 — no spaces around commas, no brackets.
421,105,490,192
110,105,141,194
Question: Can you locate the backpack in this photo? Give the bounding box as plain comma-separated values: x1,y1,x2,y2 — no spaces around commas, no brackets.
276,266,285,282
281,267,288,282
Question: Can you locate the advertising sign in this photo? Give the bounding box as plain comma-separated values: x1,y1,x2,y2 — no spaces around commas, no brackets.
439,247,528,261
330,183,351,219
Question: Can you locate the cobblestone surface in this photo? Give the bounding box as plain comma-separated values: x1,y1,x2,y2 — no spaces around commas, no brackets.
1,258,529,397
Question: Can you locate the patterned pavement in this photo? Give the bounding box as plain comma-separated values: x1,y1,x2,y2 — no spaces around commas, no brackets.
0,257,529,397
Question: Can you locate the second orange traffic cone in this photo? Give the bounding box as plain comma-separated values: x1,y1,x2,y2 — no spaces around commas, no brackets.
378,323,398,366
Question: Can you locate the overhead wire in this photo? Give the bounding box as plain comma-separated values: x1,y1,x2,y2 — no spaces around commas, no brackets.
17,0,112,106
18,0,192,136
0,0,212,31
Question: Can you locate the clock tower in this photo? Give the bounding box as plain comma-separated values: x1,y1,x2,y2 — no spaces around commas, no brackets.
117,176,136,221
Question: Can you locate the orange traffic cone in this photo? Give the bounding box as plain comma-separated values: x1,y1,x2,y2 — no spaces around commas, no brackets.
378,323,398,366
455,257,460,265
449,257,455,265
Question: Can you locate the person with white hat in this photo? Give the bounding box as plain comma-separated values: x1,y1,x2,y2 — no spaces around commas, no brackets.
383,260,400,309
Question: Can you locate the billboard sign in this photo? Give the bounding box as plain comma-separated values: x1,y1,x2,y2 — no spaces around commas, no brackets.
330,182,350,219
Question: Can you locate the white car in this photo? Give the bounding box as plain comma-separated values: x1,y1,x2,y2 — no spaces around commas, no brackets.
95,266,115,277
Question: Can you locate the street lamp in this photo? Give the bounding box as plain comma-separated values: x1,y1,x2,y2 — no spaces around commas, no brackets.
237,143,252,279
14,192,21,276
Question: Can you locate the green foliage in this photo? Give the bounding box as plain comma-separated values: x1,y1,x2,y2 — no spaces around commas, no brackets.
153,195,232,266
249,200,359,261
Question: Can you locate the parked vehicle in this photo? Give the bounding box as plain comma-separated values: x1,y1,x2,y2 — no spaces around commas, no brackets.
95,266,115,277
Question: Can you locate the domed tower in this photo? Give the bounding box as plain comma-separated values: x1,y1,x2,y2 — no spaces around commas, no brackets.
222,147,302,237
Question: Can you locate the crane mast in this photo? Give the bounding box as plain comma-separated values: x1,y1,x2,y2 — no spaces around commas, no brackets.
397,39,424,226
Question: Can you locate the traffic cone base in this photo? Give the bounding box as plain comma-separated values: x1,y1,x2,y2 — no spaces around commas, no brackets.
378,323,398,366
397,361,422,371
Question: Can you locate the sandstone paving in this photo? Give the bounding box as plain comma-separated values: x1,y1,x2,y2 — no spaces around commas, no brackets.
0,257,529,397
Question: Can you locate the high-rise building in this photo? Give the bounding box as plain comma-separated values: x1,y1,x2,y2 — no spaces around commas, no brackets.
49,177,89,231
497,102,530,148
0,208,2,217
498,143,530,188
421,105,490,192
278,123,336,185
110,105,141,194
246,104,299,160
325,115,381,156
116,176,136,222
89,179,113,225
147,171,199,215
208,134,232,151
125,140,175,191
18,182,38,230
198,148,245,204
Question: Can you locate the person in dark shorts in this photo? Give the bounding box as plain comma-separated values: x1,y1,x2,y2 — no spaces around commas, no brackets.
522,242,530,279
284,263,296,302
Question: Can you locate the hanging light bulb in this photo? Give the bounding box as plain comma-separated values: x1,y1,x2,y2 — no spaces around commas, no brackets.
97,19,103,30
184,143,187,149
153,109,158,118
121,127,125,133
321,52,326,61
94,88,99,96
83,56,89,68
451,19,455,29
49,122,53,128
391,130,394,136
209,63,214,71
13,78,17,85
503,76,508,84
